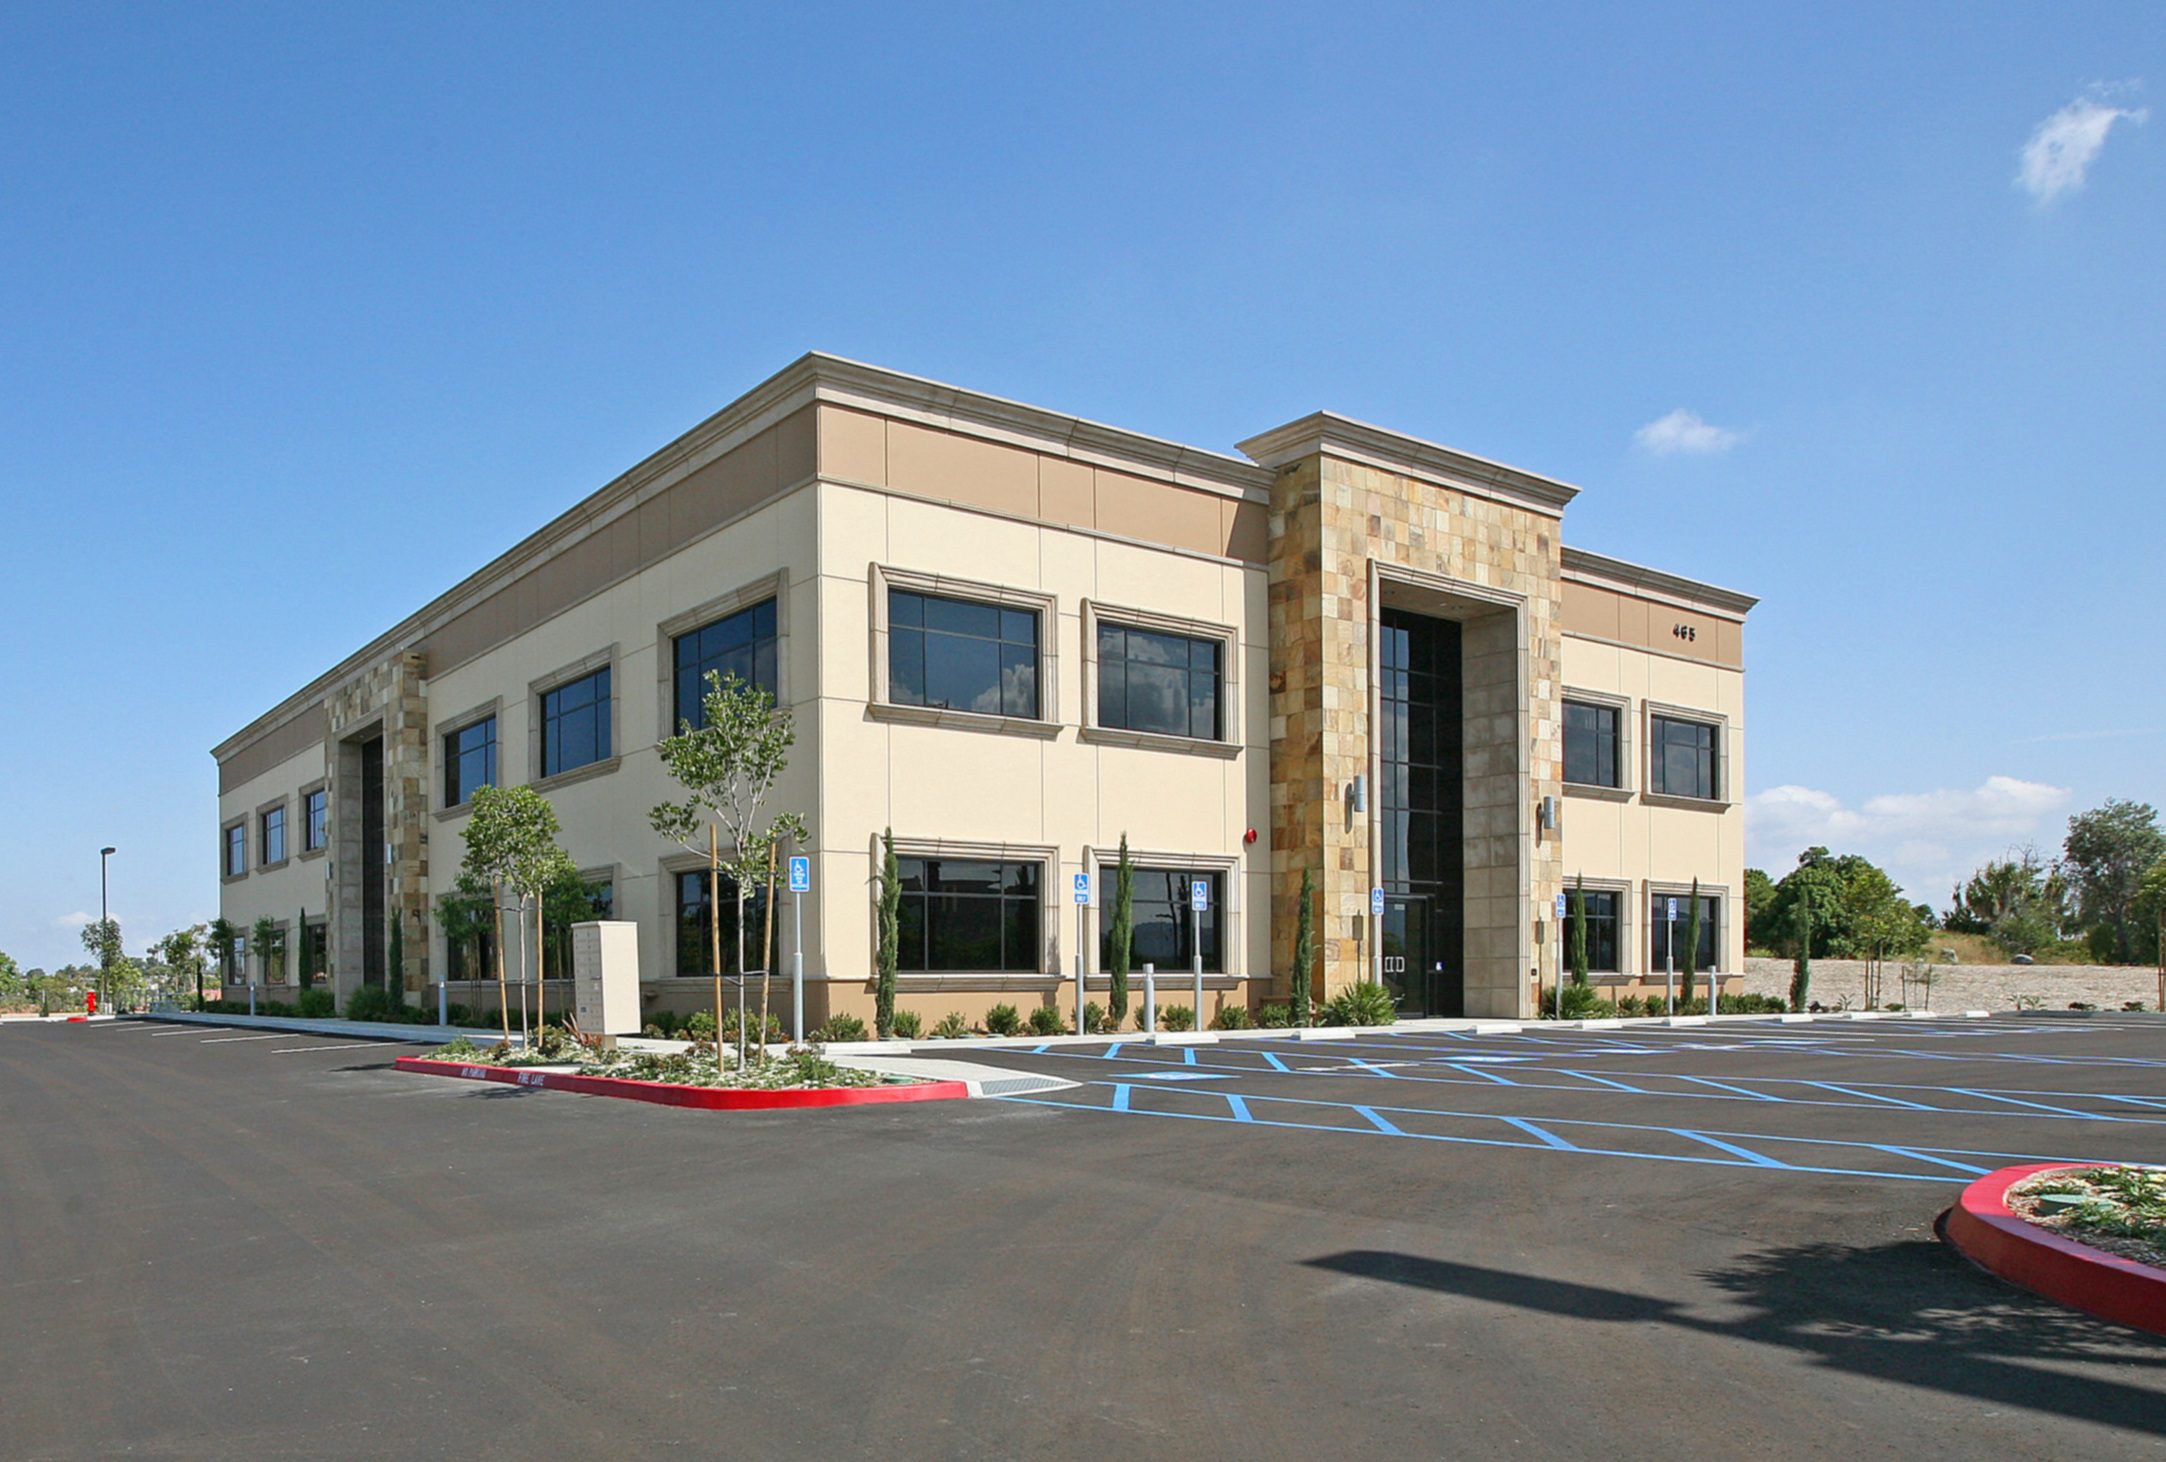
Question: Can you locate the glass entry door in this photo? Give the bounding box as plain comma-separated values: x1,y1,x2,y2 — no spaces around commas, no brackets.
1382,896,1430,1016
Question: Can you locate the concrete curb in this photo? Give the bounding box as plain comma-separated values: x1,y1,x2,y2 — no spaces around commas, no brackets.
393,1056,972,1110
1940,1162,2166,1336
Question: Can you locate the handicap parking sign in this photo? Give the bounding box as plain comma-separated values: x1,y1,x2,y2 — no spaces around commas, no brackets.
787,856,810,893
1073,873,1091,905
1190,879,1210,912
1371,887,1384,916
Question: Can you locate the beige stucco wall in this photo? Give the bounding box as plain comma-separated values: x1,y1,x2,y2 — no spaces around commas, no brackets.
214,742,330,991
1557,632,1747,976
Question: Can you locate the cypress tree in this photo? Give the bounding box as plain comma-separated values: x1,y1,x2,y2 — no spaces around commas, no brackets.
1569,875,1589,988
1681,877,1701,1008
1789,885,1813,1014
1108,836,1134,1026
875,828,900,1038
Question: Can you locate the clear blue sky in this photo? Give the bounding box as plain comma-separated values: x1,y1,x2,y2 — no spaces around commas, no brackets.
3,3,2159,969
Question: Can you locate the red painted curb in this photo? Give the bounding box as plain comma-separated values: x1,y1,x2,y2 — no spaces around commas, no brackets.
393,1055,970,1110
1940,1162,2166,1336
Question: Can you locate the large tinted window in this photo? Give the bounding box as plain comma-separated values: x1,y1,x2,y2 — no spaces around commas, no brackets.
1100,867,1223,973
1098,625,1220,740
889,591,1039,719
443,717,498,807
1563,701,1619,788
261,806,285,864
303,788,328,851
674,600,777,731
1568,888,1620,973
223,823,246,877
541,667,612,776
896,857,1041,972
1650,715,1718,799
1650,894,1720,970
674,869,770,977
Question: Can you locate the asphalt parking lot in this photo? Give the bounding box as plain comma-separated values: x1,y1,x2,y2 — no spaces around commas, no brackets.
5,1013,2165,1459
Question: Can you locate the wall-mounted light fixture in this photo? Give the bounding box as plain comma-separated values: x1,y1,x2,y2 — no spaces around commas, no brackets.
1349,774,1368,815
1537,795,1559,834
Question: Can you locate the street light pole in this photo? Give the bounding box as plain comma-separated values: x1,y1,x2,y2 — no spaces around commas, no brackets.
99,847,117,1013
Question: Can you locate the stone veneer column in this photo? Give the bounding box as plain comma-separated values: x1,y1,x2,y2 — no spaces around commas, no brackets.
325,650,431,1003
1267,449,1565,1016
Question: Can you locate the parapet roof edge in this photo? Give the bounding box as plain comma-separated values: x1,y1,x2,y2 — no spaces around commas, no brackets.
1237,411,1581,516
1561,545,1759,618
213,353,1274,762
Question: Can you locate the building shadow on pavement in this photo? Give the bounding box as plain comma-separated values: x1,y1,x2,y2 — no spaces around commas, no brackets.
1307,1237,2166,1439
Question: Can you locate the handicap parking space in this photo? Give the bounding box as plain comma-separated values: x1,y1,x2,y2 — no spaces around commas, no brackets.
980,1015,2166,1188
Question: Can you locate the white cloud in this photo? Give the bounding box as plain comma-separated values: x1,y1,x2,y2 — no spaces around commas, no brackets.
53,911,94,928
1745,775,2071,910
1633,408,1742,456
2017,87,2147,205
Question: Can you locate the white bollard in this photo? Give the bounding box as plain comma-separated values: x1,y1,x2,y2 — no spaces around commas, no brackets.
1143,963,1156,1034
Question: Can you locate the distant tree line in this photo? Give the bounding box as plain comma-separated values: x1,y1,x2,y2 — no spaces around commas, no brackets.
1748,797,2166,968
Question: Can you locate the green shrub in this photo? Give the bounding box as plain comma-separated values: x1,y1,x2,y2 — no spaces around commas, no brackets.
931,1011,971,1039
1255,1002,1291,1029
1556,984,1613,1020
984,1003,1023,1037
683,1009,718,1041
343,986,393,1022
1159,1004,1195,1032
2125,1001,2150,1013
1135,1004,1155,1032
430,1036,488,1061
295,989,336,1019
1081,1001,1108,1035
813,1013,868,1042
1615,995,1645,1017
1320,980,1397,1028
1027,1005,1067,1036
723,1010,787,1045
890,1009,924,1039
1212,1003,1253,1031
648,1009,683,1037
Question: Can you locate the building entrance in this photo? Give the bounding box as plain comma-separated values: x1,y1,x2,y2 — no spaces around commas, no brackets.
1378,608,1464,1018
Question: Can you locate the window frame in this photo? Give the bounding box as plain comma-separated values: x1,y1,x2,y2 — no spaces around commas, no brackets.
874,836,1060,987
868,566,1060,739
1083,845,1246,987
664,859,774,979
1097,864,1228,975
531,647,620,789
298,782,329,857
257,798,289,870
1561,691,1631,796
656,573,789,744
1644,704,1726,805
1648,886,1724,974
1563,877,1633,978
1080,600,1242,756
433,699,503,815
892,854,1045,976
221,819,248,881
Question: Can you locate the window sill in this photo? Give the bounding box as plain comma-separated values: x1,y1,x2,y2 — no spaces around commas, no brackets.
1079,725,1241,759
259,857,291,873
433,801,477,824
1562,782,1632,803
1641,792,1733,813
866,702,1062,740
297,845,326,862
530,755,621,794
221,871,248,885
893,973,1060,992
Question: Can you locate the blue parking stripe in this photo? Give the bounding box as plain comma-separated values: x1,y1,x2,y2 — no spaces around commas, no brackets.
1870,1145,1990,1176
1672,1131,1785,1167
1444,1061,1519,1085
1111,1083,1132,1112
1353,1105,1402,1135
1224,1094,1254,1123
1671,1075,1783,1101
1497,1116,1577,1150
1804,1082,1936,1110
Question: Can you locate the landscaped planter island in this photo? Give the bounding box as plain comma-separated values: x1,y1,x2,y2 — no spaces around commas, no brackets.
1941,1162,2166,1336
395,1038,970,1110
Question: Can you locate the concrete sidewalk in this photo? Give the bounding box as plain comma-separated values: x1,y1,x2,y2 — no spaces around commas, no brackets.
124,1010,501,1045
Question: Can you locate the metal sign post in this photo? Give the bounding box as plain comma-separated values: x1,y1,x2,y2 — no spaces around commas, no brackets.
1370,887,1385,991
1554,892,1568,1020
1072,872,1091,1036
1190,879,1209,1030
788,856,811,1044
1665,895,1678,1017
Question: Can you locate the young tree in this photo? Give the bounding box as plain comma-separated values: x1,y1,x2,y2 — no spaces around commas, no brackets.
250,916,283,986
1291,866,1315,1027
462,784,576,1042
1680,877,1701,1008
2133,859,2166,1008
875,828,900,1038
207,918,239,995
0,949,19,1001
650,670,807,1068
152,925,206,1008
1568,876,1589,988
1743,867,1778,952
80,917,122,1008
2063,800,2166,964
1789,885,1813,1013
1108,836,1135,1026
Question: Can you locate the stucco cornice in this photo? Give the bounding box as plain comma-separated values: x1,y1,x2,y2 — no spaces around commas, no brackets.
1561,546,1758,619
1237,411,1580,518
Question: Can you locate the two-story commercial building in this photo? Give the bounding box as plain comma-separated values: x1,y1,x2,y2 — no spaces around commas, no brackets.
212,353,1753,1028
